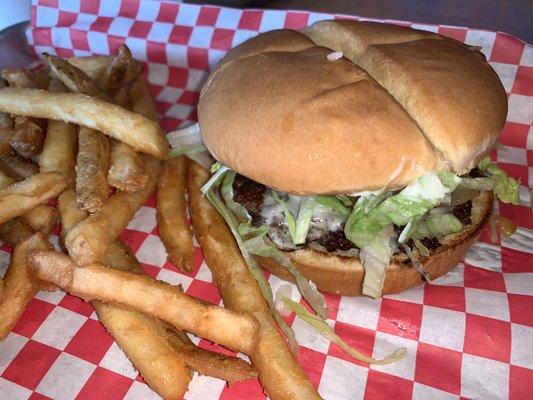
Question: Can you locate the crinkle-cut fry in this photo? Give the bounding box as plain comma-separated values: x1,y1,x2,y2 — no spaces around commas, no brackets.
157,156,194,271
0,232,53,340
0,217,34,246
75,127,110,213
67,55,114,81
0,155,39,179
107,140,148,192
66,155,161,265
21,205,58,235
28,251,259,355
0,88,168,158
187,160,322,400
43,53,113,102
0,172,69,225
160,325,258,385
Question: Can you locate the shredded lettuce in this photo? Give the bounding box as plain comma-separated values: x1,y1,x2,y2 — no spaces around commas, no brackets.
221,171,252,222
360,225,396,298
243,230,327,319
168,144,207,158
282,297,406,365
400,213,463,244
478,156,520,205
316,196,351,217
345,172,459,248
401,243,431,282
460,177,495,191
272,191,298,242
204,177,299,353
336,194,354,208
201,164,229,194
293,196,315,245
167,122,213,169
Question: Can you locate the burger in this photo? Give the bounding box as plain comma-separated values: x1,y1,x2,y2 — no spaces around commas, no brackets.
189,20,519,299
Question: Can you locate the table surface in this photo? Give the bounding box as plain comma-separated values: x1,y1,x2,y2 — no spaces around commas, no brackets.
187,0,533,43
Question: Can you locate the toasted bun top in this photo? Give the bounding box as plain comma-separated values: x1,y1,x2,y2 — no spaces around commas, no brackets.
199,21,507,194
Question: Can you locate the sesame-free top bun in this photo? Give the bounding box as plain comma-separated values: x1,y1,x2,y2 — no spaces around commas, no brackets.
198,21,507,194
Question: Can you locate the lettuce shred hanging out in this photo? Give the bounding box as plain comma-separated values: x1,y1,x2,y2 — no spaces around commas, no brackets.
199,156,520,363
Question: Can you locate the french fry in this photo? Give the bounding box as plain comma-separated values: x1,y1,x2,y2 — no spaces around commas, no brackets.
1,69,49,90
157,157,194,271
75,127,110,213
105,54,149,192
44,53,113,102
0,155,39,179
66,155,160,265
99,44,142,95
67,55,114,81
0,167,15,188
0,80,13,157
0,172,69,225
0,217,34,246
0,232,53,340
160,325,258,385
59,189,254,395
40,120,77,176
0,278,4,304
1,70,46,158
28,251,259,354
0,88,168,158
10,116,45,158
107,140,148,192
130,77,159,122
58,193,193,399
187,160,321,400
21,205,58,235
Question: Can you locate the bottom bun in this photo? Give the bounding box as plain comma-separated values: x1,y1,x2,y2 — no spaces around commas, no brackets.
255,191,493,296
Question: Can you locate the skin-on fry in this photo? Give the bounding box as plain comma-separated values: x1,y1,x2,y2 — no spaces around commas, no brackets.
0,172,69,225
58,189,253,395
157,156,194,271
0,232,53,340
0,80,13,157
10,116,45,158
58,195,192,400
2,70,46,158
0,155,39,179
21,205,58,235
187,160,322,400
107,140,148,192
40,120,77,176
43,53,113,102
0,217,34,246
130,77,159,122
66,155,161,265
160,325,258,385
67,55,114,81
0,167,15,188
75,127,110,213
28,251,259,354
0,88,168,158
100,44,142,95
105,54,148,192
1,69,49,90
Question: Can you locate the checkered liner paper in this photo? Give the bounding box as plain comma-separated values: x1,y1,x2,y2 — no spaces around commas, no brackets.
0,0,531,399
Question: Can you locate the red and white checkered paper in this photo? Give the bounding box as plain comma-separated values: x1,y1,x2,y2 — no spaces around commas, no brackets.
0,0,531,399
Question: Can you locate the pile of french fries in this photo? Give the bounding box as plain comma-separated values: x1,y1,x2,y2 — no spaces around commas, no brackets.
0,45,324,400
0,46,271,400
